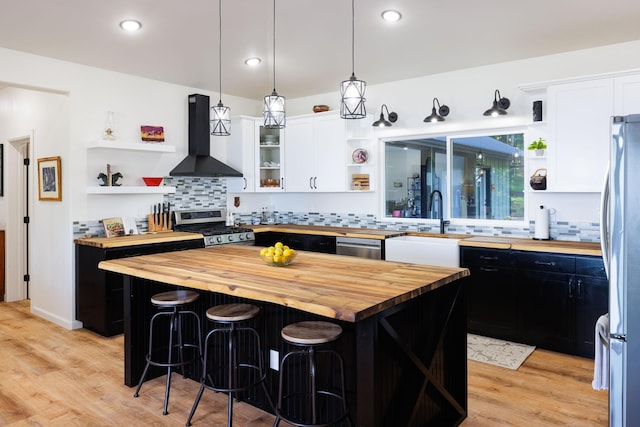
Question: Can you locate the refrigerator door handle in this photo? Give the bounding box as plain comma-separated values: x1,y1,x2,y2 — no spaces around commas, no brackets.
610,333,627,341
600,164,610,279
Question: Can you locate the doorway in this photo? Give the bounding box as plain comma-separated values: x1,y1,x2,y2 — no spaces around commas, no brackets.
6,135,32,301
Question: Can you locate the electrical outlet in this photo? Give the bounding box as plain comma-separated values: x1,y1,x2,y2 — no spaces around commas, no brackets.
269,349,279,371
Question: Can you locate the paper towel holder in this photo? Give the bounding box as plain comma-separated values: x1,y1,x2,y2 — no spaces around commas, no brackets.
533,204,551,241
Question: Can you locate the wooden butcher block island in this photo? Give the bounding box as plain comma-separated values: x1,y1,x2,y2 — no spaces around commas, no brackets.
100,245,470,426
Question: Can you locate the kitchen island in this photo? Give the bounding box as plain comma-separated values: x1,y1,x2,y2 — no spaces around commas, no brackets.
99,245,470,426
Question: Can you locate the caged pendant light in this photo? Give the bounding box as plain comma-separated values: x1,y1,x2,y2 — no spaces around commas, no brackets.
263,0,286,129
211,0,230,136
340,0,366,119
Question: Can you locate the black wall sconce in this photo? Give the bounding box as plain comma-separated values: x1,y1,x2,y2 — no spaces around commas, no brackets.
424,97,450,123
483,89,510,117
372,104,398,127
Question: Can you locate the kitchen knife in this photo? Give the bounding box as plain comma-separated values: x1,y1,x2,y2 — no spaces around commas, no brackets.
167,203,171,230
158,203,162,230
153,205,157,230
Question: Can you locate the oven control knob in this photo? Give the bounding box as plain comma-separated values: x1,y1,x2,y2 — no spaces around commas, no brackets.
239,234,245,240
228,235,235,242
216,236,223,243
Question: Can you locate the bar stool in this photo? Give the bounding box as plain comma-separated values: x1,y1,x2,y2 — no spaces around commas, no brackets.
186,303,273,427
133,289,203,416
273,321,352,427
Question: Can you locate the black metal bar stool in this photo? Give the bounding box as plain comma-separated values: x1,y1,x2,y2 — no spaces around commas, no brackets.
273,321,352,427
186,303,273,427
133,289,203,416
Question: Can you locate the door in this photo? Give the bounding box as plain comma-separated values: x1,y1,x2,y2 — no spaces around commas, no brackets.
6,135,31,301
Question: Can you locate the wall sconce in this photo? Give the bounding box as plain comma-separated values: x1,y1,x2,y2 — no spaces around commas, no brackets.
372,104,398,127
483,89,510,117
423,98,450,123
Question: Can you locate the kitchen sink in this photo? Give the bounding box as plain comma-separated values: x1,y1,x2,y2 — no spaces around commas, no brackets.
385,235,462,267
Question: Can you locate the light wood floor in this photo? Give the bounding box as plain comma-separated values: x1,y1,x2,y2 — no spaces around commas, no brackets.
0,300,608,426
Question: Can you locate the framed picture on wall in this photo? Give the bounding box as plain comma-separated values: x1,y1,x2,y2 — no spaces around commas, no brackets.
37,156,62,201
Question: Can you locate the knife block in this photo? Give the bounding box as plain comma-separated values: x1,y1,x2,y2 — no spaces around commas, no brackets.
147,214,172,232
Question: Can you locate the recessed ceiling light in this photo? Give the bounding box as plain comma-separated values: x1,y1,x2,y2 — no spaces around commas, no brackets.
244,57,261,67
381,10,402,22
119,20,142,32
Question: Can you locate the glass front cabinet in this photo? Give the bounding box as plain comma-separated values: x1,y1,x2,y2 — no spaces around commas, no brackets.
256,123,284,191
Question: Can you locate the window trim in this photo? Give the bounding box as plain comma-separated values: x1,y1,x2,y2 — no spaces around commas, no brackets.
379,125,530,227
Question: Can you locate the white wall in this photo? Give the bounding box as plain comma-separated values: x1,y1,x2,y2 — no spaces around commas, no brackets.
233,40,640,223
0,47,260,328
1,39,640,328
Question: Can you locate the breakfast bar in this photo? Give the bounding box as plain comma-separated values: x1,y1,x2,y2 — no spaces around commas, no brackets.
99,245,470,426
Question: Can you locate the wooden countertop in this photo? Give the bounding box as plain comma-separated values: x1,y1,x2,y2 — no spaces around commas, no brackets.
74,232,204,248
458,236,602,256
98,245,469,322
250,224,405,240
252,224,601,256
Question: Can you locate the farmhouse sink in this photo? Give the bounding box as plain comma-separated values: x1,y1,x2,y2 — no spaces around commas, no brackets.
385,235,461,267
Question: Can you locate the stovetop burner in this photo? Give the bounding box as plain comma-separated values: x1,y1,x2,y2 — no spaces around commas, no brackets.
173,208,255,246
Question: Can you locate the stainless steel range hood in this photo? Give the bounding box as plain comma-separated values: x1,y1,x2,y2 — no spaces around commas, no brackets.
170,94,242,177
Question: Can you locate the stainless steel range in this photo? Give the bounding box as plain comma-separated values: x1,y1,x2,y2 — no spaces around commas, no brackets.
173,208,255,247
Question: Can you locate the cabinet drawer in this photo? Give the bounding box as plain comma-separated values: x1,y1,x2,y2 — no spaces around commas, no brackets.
461,247,516,268
516,252,575,274
576,256,607,278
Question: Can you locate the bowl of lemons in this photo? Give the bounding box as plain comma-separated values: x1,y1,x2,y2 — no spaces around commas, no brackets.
260,242,297,266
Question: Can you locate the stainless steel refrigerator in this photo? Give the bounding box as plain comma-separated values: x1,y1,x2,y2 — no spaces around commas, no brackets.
601,114,640,426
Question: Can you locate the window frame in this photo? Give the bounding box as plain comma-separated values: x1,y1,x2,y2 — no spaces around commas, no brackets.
379,125,530,228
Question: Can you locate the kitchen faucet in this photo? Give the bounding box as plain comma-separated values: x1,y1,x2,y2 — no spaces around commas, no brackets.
429,190,450,234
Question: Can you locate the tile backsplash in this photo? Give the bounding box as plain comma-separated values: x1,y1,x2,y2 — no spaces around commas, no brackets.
73,177,601,243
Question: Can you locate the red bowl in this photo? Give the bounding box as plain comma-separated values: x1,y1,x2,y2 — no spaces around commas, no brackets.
142,177,163,186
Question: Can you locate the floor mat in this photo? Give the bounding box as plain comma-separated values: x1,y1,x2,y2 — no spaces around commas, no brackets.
467,333,535,370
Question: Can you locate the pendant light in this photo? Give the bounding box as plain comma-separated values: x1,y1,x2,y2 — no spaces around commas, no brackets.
211,0,230,136
263,0,285,129
340,0,366,119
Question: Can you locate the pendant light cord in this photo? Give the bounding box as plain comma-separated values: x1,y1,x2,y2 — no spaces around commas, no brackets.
218,0,223,103
351,0,355,76
272,0,277,92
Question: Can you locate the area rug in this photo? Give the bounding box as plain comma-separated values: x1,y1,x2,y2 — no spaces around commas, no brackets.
467,334,536,370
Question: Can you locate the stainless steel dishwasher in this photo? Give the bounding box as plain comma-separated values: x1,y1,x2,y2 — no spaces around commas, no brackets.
335,236,382,260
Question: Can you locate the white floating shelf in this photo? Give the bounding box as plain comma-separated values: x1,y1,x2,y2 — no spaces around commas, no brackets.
86,186,176,194
87,140,175,152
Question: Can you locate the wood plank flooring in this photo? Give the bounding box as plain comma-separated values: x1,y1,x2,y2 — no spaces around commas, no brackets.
0,300,608,426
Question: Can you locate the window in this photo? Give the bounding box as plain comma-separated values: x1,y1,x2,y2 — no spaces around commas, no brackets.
384,131,524,221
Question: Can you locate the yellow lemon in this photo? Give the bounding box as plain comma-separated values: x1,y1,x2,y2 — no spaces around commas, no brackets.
275,242,284,249
260,248,268,257
273,254,282,263
283,249,293,257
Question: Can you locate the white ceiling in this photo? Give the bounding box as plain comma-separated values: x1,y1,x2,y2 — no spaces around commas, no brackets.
2,0,640,100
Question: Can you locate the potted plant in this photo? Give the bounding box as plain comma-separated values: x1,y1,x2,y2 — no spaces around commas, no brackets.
528,137,547,156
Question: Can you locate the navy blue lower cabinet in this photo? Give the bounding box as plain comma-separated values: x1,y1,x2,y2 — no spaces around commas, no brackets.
462,247,518,341
462,247,608,358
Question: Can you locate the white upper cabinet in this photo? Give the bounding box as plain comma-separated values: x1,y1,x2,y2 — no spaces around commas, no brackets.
546,78,614,192
614,74,640,115
284,112,346,192
227,116,256,192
